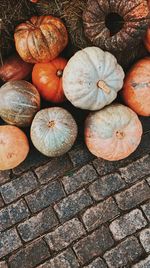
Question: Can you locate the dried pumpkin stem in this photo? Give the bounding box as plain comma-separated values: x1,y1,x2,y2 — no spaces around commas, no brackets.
48,120,55,128
116,130,125,139
97,80,111,94
57,69,63,77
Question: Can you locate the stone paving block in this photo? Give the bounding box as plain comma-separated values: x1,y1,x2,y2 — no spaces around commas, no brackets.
104,236,143,268
139,228,150,253
115,180,150,210
62,164,98,194
68,143,94,167
141,200,150,221
0,261,8,268
84,257,107,268
54,189,93,223
9,239,50,268
82,197,120,231
25,180,65,213
37,248,79,268
35,155,72,184
0,171,38,204
109,209,147,240
45,218,86,252
89,173,126,201
0,228,22,258
119,155,150,183
0,171,10,186
18,206,58,242
132,255,150,268
0,199,30,231
73,225,114,265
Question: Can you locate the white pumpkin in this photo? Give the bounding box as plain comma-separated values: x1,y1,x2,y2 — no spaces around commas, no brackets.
85,104,143,161
30,107,78,157
63,47,125,110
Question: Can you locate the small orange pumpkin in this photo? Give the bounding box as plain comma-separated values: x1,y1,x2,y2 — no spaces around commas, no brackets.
0,125,29,170
85,104,142,161
122,57,150,116
14,15,68,63
32,57,67,103
144,26,150,52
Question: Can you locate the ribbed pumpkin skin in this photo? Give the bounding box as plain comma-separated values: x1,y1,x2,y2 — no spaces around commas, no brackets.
14,16,68,63
32,57,67,103
83,0,150,53
63,47,125,110
0,125,29,170
30,107,78,157
0,80,40,127
85,104,142,161
122,58,150,116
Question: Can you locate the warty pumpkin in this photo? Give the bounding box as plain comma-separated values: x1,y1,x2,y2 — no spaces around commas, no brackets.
30,107,78,157
32,57,67,103
14,15,68,63
0,125,29,170
85,104,143,161
0,80,40,127
83,0,150,53
122,57,150,116
63,47,125,110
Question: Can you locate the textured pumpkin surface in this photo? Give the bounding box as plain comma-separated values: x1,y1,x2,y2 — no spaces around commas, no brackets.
122,58,150,116
14,15,68,63
0,0,35,59
144,27,150,52
85,104,143,161
30,107,78,157
63,47,125,110
0,53,33,82
32,57,67,103
0,125,29,170
83,0,150,53
0,80,40,127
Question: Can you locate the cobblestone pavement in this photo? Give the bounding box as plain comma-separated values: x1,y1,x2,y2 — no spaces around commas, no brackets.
0,121,150,268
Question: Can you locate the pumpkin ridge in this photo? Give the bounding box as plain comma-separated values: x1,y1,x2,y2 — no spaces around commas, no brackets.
27,31,39,62
39,26,53,56
123,2,144,18
96,0,106,14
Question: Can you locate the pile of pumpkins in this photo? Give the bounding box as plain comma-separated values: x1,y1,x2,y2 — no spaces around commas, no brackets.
0,14,150,170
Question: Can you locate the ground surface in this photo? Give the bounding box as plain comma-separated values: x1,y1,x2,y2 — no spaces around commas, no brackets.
0,116,150,268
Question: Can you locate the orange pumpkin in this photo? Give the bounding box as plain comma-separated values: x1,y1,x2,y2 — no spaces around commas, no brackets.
0,125,29,170
144,26,150,52
122,57,150,116
14,15,68,63
32,57,67,103
85,104,143,161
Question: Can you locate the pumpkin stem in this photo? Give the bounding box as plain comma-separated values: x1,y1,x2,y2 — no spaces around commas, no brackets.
57,69,63,77
116,130,125,139
97,80,111,94
48,120,55,128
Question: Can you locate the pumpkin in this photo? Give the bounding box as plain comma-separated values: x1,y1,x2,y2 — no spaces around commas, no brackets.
0,80,40,127
0,53,33,82
144,27,150,52
63,47,125,110
14,15,68,63
85,104,143,161
122,58,150,116
83,0,150,53
0,0,35,60
0,125,29,170
30,107,78,157
32,57,67,103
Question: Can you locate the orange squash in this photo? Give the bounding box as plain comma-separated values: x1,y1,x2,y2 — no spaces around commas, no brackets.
32,57,67,103
144,27,150,52
14,15,68,63
0,125,29,170
122,57,150,116
85,104,142,161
